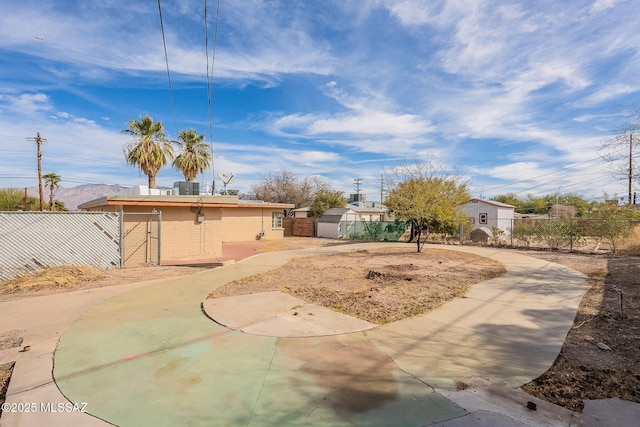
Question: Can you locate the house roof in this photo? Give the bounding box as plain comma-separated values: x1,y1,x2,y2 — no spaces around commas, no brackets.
323,208,355,215
78,195,294,210
348,203,387,214
462,198,516,209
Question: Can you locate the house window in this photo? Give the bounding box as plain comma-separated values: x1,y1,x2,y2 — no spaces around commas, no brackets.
272,211,284,228
479,213,488,224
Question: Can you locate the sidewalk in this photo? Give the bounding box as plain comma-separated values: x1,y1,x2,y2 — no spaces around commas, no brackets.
2,243,638,426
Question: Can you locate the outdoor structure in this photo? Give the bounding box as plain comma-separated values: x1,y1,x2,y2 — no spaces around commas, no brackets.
291,207,311,218
348,201,391,222
79,194,293,265
316,207,360,238
460,199,515,235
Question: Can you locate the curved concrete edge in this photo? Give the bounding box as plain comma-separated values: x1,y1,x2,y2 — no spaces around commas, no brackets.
366,243,591,390
202,291,376,337
5,242,634,427
0,281,163,427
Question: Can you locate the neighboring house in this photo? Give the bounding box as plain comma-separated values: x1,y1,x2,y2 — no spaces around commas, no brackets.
316,208,360,239
348,201,390,222
292,207,311,218
460,199,515,234
78,194,293,265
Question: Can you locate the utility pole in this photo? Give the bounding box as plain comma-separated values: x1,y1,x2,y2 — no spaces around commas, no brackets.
629,133,633,205
380,174,384,205
353,178,362,202
28,132,47,211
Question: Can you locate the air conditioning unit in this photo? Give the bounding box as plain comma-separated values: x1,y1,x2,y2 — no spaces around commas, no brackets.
174,181,200,195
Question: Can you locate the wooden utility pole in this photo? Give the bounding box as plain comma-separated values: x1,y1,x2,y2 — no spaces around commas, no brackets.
28,132,47,211
353,178,362,201
629,133,633,205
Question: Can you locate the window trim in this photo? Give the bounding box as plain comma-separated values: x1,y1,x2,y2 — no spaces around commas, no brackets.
271,211,284,229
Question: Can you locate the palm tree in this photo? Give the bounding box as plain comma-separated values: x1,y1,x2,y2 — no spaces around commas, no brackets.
43,172,61,211
173,129,212,182
122,115,174,188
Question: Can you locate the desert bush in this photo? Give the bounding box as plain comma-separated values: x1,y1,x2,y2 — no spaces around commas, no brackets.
512,220,537,247
535,219,576,250
585,205,637,253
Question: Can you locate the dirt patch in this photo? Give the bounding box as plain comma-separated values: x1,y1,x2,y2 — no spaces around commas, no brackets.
0,330,24,351
208,247,506,324
518,250,640,411
0,265,106,295
0,362,14,413
0,265,213,302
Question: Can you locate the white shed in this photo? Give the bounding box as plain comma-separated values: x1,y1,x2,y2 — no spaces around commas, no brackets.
460,199,515,235
316,208,360,238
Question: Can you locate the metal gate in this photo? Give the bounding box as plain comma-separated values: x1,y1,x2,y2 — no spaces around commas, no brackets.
122,212,161,267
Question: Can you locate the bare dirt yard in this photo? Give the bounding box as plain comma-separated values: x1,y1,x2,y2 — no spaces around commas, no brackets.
208,246,506,324
516,249,640,411
1,237,639,413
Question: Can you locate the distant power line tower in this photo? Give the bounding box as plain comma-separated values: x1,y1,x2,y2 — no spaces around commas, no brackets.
27,132,47,211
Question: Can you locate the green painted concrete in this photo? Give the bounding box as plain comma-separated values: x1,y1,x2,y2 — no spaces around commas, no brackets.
53,243,589,426
54,244,467,426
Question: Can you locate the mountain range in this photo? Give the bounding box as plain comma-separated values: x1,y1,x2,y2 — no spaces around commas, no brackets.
25,184,126,211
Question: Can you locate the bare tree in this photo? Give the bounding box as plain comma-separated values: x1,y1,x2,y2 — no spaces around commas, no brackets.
600,108,640,204
250,168,330,208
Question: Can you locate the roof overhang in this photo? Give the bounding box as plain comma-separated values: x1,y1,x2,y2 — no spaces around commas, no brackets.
78,195,294,210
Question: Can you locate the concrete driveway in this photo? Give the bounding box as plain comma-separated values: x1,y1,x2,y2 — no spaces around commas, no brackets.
4,243,630,426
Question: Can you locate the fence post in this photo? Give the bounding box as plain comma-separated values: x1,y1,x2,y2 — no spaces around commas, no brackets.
570,217,573,253
157,210,162,266
119,212,124,268
511,218,514,248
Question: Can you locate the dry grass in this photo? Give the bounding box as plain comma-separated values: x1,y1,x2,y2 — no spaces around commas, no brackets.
0,362,14,410
0,265,105,295
209,247,506,324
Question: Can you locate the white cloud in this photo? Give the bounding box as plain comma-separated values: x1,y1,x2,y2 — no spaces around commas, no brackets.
0,93,53,115
579,84,640,106
589,0,622,14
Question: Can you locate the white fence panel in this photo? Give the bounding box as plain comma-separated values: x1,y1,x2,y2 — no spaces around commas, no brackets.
0,211,121,280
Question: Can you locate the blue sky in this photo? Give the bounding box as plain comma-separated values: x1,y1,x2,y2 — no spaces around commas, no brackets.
1,0,639,204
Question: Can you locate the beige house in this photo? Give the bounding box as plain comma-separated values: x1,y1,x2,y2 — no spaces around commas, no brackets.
78,195,293,265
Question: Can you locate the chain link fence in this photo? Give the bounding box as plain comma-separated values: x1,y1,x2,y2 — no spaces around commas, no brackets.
340,220,408,242
470,217,640,254
338,217,640,254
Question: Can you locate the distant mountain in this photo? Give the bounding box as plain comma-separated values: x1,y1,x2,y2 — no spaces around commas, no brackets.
25,184,126,210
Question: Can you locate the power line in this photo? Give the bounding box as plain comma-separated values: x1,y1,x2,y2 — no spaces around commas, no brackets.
157,0,178,137
204,0,220,193
479,156,607,194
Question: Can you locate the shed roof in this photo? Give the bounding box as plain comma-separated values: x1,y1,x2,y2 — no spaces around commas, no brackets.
316,208,357,223
462,198,516,209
